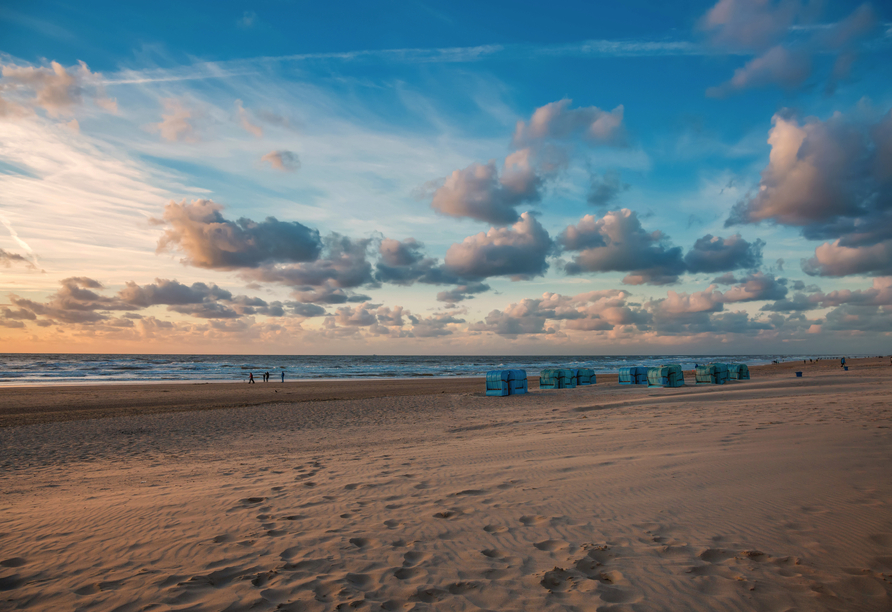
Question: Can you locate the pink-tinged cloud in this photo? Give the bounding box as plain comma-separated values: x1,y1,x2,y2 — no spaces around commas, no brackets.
261,150,300,172
706,45,811,98
469,290,647,336
155,199,322,269
0,60,117,118
728,108,892,276
512,99,626,147
559,209,684,285
699,1,877,95
148,99,200,142
235,99,263,137
431,149,542,225
444,212,552,280
803,240,892,277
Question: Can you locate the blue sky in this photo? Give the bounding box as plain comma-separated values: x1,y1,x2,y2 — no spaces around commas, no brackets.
1,1,891,354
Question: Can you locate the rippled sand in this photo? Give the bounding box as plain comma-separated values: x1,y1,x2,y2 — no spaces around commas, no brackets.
1,358,890,610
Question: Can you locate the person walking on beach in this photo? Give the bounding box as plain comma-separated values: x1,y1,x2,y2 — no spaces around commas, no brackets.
281,371,285,383
249,373,255,384
265,371,270,382
841,356,846,368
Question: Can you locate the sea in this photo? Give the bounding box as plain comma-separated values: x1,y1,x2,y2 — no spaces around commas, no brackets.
0,353,848,386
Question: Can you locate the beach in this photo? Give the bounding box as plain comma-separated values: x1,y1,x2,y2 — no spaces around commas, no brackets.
1,358,890,610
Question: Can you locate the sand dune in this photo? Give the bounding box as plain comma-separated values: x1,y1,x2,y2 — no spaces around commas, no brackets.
1,358,890,610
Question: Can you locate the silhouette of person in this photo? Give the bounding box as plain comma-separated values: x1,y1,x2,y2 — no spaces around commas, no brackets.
265,371,270,382
281,371,285,383
249,373,255,384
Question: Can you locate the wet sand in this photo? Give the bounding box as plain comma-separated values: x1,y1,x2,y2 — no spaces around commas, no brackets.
1,357,890,610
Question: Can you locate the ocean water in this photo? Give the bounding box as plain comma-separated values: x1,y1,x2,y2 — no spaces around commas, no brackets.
0,353,845,386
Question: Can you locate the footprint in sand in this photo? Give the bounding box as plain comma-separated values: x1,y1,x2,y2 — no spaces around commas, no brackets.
239,497,265,505
540,567,576,592
349,537,377,549
410,586,448,603
481,548,506,559
449,489,487,497
433,509,464,520
394,567,425,580
448,581,481,595
698,548,736,563
535,539,570,552
383,519,403,529
0,558,26,568
403,551,430,566
483,524,508,534
344,573,374,590
520,515,548,526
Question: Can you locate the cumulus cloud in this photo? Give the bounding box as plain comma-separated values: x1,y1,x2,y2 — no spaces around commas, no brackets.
9,277,134,324
699,0,878,96
261,150,300,172
469,290,647,336
699,0,809,51
2,276,327,330
684,234,764,273
818,277,892,307
706,45,811,98
727,109,892,277
444,212,553,280
803,240,892,277
512,99,626,147
559,209,685,285
244,234,374,292
760,292,822,312
641,273,790,335
148,98,200,142
156,199,322,269
235,99,263,137
430,149,542,224
719,272,788,302
374,237,456,285
118,278,231,307
410,312,465,338
436,282,490,303
317,303,462,338
428,99,627,224
0,60,117,118
587,169,630,207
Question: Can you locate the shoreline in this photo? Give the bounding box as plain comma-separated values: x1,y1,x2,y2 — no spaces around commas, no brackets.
1,357,887,428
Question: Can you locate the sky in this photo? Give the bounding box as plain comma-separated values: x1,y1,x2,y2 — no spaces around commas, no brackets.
1,0,891,355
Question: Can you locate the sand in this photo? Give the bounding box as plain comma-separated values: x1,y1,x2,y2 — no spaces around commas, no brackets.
1,358,890,611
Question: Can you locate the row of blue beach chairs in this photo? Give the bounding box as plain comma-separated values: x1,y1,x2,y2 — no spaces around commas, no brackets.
618,363,750,387
694,362,750,384
539,368,596,389
487,363,751,395
485,367,597,396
